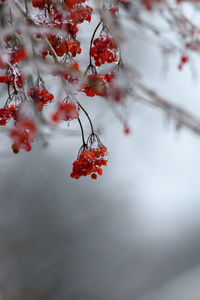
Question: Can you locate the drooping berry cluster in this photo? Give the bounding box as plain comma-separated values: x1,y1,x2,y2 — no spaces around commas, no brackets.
0,90,25,126
53,61,79,84
91,33,118,67
71,135,108,180
0,48,27,69
0,105,17,126
33,0,93,60
81,72,124,102
70,5,93,24
0,72,25,88
51,101,79,123
27,86,54,111
10,117,37,153
81,74,107,97
42,35,82,58
0,48,26,90
10,48,27,65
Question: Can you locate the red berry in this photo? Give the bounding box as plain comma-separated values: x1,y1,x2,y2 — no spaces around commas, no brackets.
91,173,97,180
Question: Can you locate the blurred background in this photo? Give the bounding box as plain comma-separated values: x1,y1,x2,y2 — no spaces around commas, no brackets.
1,5,200,300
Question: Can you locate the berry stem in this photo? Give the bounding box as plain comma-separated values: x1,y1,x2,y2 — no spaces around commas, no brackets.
78,117,86,147
77,101,94,134
7,82,11,102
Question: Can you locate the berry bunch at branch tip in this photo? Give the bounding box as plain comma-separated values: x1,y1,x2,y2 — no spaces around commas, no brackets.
10,116,37,154
91,33,119,67
0,90,24,126
71,134,108,180
27,79,54,112
0,105,17,126
51,100,79,123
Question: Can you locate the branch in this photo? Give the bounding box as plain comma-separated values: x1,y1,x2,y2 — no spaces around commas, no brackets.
133,79,200,135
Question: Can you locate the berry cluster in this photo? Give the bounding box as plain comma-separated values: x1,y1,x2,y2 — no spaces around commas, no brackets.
51,101,79,123
0,48,26,68
105,72,125,102
70,5,93,24
53,61,79,84
0,48,26,91
67,40,82,57
0,105,17,126
0,90,25,126
33,0,92,58
10,117,37,153
49,9,63,29
0,72,25,88
10,48,27,65
42,35,82,58
27,87,54,111
46,35,68,57
91,34,118,67
81,74,107,97
81,72,124,102
71,139,107,180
